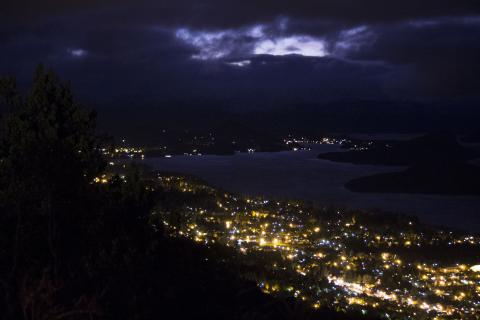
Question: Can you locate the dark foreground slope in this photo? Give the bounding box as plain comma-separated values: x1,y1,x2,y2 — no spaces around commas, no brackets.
100,234,373,320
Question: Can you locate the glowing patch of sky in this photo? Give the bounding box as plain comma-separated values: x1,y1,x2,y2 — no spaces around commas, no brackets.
334,26,372,53
176,25,328,60
227,60,251,67
341,26,368,38
175,28,235,60
253,36,327,57
68,48,87,58
248,25,265,38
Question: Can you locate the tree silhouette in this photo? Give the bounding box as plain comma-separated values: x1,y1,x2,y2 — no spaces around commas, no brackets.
0,65,105,319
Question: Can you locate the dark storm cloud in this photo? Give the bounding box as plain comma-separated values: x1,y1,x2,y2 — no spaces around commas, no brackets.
0,13,198,105
344,17,480,64
340,17,480,96
2,0,479,28
0,0,479,117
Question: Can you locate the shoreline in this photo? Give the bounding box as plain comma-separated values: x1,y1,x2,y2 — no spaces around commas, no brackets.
130,145,480,232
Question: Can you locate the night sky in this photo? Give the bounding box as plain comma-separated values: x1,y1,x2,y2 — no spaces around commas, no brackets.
1,1,480,134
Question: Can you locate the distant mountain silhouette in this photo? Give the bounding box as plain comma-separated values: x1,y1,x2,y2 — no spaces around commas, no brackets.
318,132,478,166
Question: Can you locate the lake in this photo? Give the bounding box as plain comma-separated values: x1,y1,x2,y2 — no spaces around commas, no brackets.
143,144,480,233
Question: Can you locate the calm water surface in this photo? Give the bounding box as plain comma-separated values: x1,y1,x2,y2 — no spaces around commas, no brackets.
143,145,480,232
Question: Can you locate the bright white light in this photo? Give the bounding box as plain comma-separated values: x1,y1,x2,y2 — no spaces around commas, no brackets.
254,36,327,57
471,265,480,272
227,60,251,67
68,48,87,58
